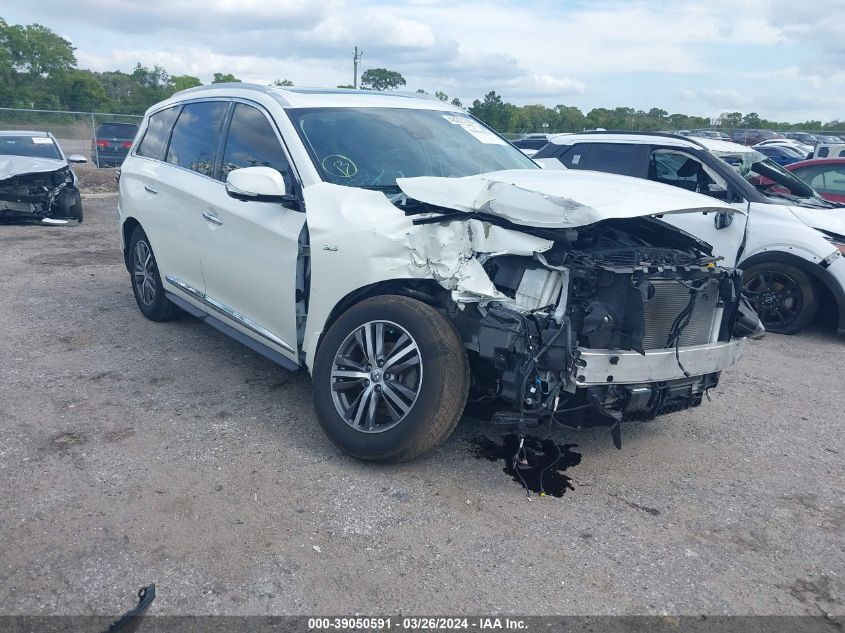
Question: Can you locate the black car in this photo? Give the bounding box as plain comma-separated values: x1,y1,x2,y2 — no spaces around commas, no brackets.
92,122,139,168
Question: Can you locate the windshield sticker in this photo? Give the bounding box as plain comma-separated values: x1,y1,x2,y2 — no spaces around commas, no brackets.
32,137,54,144
321,154,358,178
441,114,507,145
571,154,581,165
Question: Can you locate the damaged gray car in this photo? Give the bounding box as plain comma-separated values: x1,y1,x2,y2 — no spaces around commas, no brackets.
0,130,86,224
119,85,763,461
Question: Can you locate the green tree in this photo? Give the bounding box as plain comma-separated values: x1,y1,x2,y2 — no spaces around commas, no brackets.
720,112,743,128
336,84,355,89
169,74,202,93
3,22,76,76
57,68,109,110
273,78,293,86
212,72,241,83
469,91,513,131
451,97,463,108
435,90,448,102
742,112,761,128
360,68,406,91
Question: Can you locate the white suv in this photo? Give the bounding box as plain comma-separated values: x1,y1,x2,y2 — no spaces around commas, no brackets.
118,85,758,461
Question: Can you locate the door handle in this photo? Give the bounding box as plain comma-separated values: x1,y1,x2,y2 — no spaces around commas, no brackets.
144,184,158,194
202,210,223,226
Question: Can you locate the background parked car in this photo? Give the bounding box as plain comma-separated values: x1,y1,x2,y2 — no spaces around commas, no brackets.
511,133,554,157
731,129,783,146
813,143,845,159
815,135,843,144
91,121,139,168
783,132,820,146
534,132,845,336
752,144,806,166
755,138,814,157
0,130,86,224
786,158,845,205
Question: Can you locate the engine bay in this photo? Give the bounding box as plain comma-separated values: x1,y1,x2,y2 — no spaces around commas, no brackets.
449,216,757,442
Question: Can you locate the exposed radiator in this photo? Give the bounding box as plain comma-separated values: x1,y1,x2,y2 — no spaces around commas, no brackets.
641,279,719,349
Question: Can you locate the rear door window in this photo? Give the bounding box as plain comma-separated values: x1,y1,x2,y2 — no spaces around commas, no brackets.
136,107,180,161
579,143,649,177
221,103,291,182
166,101,228,177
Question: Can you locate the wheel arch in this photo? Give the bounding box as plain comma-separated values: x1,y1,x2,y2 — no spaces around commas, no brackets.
740,250,844,333
121,216,142,273
306,278,450,369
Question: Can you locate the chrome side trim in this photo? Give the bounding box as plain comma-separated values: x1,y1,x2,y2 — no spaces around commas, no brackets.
574,339,746,386
164,275,296,354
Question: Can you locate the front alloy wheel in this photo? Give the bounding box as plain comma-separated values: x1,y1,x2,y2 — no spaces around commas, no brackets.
742,262,817,334
313,295,469,462
330,320,423,433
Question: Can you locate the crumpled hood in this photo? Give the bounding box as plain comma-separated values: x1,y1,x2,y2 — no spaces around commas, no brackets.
396,169,742,229
788,204,845,239
0,156,67,182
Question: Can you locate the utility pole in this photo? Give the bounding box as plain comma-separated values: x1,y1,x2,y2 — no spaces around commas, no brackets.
353,46,363,89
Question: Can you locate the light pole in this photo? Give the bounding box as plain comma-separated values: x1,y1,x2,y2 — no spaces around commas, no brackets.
353,46,363,89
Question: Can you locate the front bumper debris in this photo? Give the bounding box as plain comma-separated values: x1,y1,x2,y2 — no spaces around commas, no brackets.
574,339,745,386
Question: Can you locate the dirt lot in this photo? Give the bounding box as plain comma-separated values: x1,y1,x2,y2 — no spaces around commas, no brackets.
1,195,843,617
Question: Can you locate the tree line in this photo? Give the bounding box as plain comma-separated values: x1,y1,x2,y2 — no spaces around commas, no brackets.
1,16,842,133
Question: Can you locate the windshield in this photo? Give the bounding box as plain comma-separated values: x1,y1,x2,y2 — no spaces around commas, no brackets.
0,135,62,160
713,148,828,204
286,107,536,188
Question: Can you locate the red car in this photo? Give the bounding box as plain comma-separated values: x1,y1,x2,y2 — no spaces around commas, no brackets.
786,158,845,204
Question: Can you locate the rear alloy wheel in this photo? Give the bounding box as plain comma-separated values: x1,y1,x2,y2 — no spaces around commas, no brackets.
313,295,469,462
128,226,180,322
742,262,817,334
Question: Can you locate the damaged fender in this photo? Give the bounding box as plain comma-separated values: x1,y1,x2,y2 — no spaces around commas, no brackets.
302,183,553,367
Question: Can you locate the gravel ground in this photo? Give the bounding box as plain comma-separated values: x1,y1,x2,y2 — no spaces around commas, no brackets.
0,195,843,617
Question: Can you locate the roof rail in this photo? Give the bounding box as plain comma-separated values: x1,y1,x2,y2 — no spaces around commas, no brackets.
571,129,710,151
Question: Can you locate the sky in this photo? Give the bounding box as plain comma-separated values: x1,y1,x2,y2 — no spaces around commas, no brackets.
4,0,845,122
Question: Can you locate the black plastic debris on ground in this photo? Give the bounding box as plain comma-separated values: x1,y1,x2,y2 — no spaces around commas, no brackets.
470,434,581,497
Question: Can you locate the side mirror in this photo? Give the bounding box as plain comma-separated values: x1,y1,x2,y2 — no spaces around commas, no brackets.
714,211,734,229
225,166,289,202
67,154,87,164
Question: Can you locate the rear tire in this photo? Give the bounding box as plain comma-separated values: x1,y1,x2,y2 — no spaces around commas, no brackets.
742,262,817,334
128,226,180,322
312,295,469,462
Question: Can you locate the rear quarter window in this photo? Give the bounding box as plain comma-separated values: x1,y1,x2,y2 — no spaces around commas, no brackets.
136,107,180,161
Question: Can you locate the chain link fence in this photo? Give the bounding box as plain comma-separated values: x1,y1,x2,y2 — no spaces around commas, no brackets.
0,107,143,168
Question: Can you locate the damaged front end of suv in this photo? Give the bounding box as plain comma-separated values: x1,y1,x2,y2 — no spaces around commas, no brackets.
349,170,761,447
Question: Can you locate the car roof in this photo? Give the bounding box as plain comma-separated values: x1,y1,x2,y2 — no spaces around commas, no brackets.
0,130,51,137
787,158,845,169
547,131,752,154
160,83,463,112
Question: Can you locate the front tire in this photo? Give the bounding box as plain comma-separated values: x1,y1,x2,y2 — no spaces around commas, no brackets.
312,295,469,462
743,262,817,334
128,226,179,322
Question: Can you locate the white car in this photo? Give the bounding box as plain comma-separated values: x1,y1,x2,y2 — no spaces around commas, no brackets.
535,132,845,335
0,130,87,224
755,138,814,156
118,85,758,460
813,144,845,159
